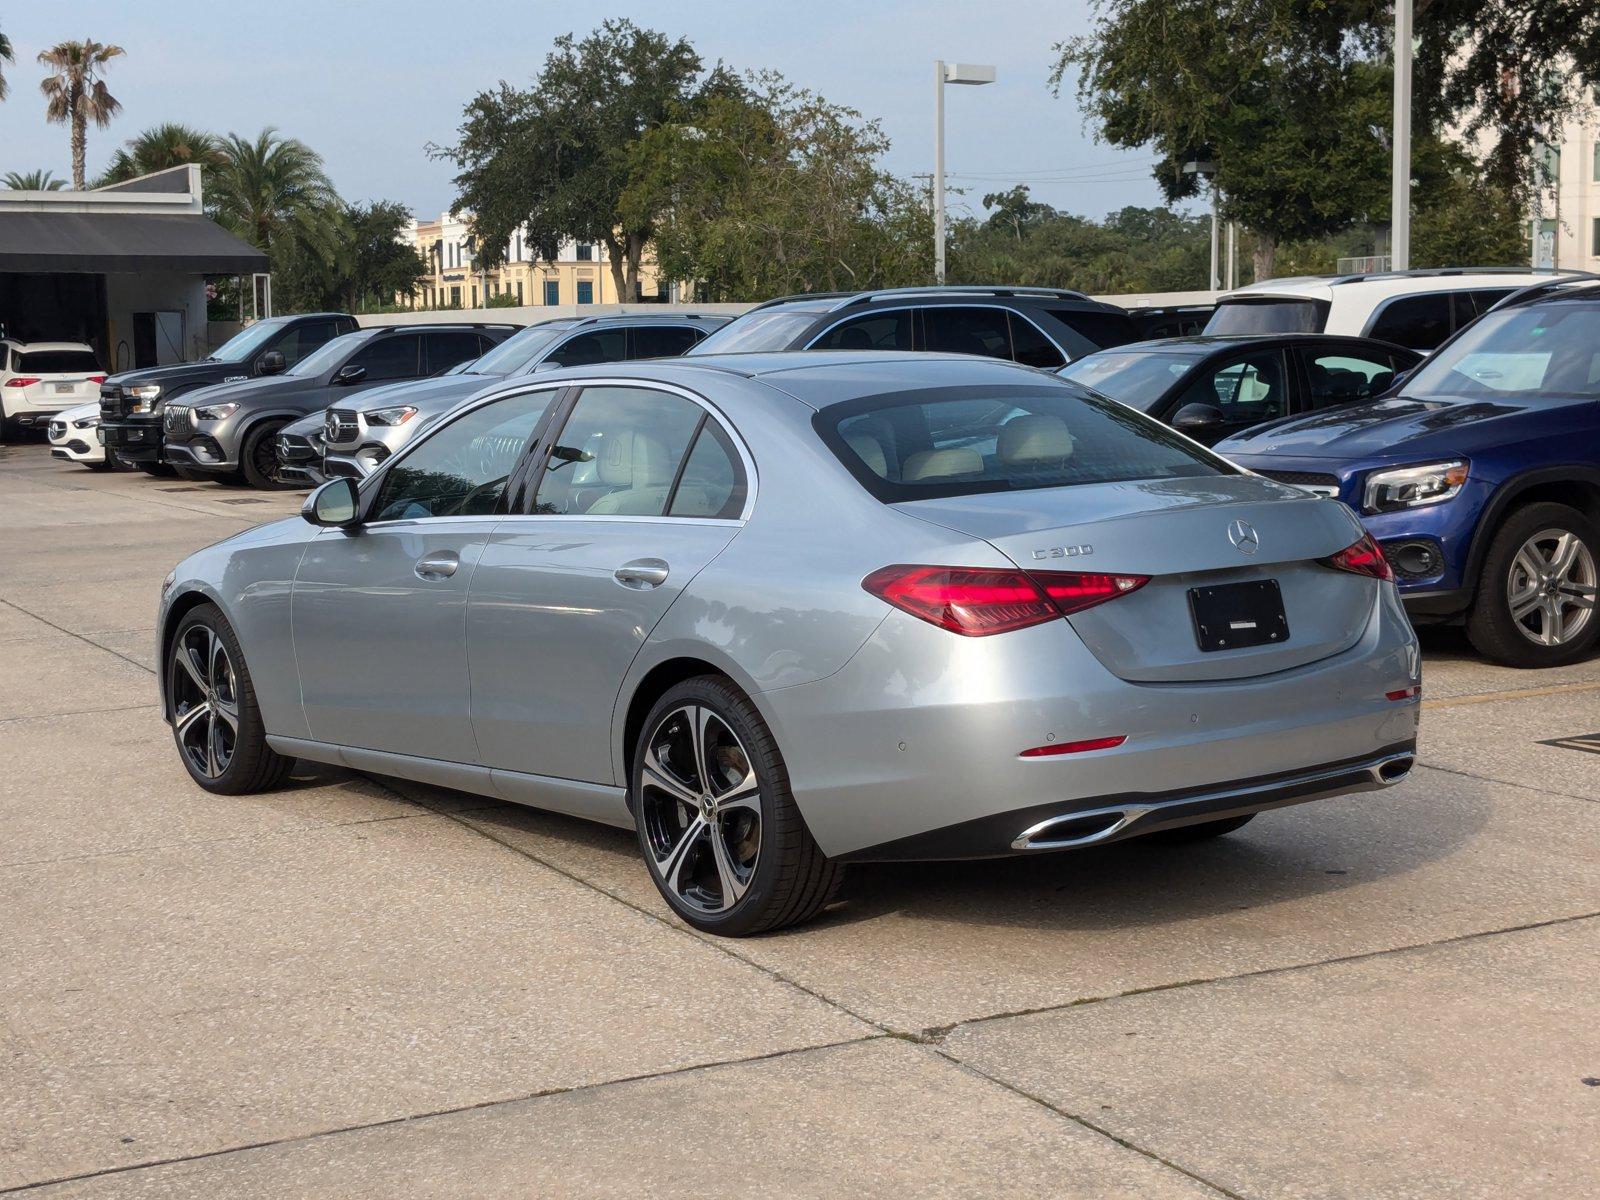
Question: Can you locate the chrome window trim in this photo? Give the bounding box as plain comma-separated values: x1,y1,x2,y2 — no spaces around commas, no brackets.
525,376,758,523
801,302,1070,366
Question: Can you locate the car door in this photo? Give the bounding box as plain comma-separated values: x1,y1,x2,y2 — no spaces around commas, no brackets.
1294,342,1417,411
467,382,750,784
1166,348,1291,444
291,387,558,762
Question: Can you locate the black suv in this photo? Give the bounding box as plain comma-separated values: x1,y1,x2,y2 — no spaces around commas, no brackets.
685,286,1139,366
161,323,516,487
100,313,357,474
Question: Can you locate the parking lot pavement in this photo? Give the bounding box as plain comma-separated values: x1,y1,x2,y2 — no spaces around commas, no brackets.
3,440,1598,1198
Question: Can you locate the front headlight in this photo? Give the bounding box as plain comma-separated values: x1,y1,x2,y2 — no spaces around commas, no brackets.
127,383,162,413
1362,460,1469,514
363,405,418,427
193,402,239,421
73,415,100,429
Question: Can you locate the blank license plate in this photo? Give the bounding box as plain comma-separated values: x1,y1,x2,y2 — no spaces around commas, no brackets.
54,383,76,394
1188,579,1289,652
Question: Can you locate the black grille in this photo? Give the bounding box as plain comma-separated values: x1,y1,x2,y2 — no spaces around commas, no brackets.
325,409,360,445
1258,469,1340,497
163,405,194,435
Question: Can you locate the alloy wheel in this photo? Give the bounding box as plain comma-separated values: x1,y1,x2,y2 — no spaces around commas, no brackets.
638,704,763,914
1506,528,1598,647
170,623,239,779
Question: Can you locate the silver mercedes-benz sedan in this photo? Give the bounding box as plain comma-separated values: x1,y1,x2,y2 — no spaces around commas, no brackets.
157,352,1421,935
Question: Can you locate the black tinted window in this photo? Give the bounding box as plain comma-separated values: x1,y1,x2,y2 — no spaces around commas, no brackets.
16,350,100,373
275,321,341,366
630,325,701,359
371,390,552,520
424,330,487,374
1044,309,1137,350
349,334,420,381
546,328,628,368
1008,314,1065,368
1206,299,1327,335
1367,294,1452,350
923,307,1011,359
1301,349,1406,409
823,383,1231,502
809,311,915,351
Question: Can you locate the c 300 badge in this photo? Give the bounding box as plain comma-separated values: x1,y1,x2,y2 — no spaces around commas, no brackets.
1031,544,1093,560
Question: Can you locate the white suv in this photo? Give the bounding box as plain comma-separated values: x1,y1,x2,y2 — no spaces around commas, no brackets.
1204,269,1583,352
1,340,106,437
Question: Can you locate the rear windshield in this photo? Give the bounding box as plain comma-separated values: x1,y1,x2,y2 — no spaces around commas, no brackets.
17,350,100,373
818,382,1232,502
687,310,819,354
1059,350,1207,411
1205,298,1327,335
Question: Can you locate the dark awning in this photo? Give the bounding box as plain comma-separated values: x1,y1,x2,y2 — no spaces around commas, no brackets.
0,211,267,274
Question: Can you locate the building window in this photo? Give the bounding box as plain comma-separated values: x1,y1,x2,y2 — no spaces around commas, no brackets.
576,243,593,261
576,281,594,305
544,280,560,305
1593,217,1600,257
450,286,461,307
471,286,478,307
516,282,524,303
1593,143,1600,183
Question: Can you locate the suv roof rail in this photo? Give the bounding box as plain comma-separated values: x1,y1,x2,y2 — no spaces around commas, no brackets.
1327,266,1589,286
827,285,1092,311
378,321,521,332
567,312,708,328
1486,273,1600,312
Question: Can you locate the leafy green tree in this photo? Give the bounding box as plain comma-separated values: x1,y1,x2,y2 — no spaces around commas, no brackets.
339,200,427,310
210,128,342,258
441,20,715,301
3,169,65,191
98,122,224,185
622,72,931,299
1052,0,1389,281
37,39,125,190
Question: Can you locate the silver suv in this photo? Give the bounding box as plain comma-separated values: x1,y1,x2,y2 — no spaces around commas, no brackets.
321,314,726,478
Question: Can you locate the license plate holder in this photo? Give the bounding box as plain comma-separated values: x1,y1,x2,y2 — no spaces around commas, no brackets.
54,383,75,394
1188,579,1289,652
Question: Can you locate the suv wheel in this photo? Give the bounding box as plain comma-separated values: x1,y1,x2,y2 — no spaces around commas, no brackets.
240,421,296,489
632,676,843,936
168,604,291,794
1466,502,1600,667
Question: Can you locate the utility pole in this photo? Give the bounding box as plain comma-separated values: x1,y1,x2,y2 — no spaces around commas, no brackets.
1183,160,1219,290
1391,0,1413,271
933,61,995,283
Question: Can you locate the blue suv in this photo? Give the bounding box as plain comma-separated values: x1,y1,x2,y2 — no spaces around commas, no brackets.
1218,278,1600,668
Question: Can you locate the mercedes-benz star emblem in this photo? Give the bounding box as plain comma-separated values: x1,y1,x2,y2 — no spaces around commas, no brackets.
1228,519,1260,555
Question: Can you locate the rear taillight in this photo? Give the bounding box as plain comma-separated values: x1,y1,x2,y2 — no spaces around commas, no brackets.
4,377,40,388
1320,532,1392,581
88,375,107,384
862,565,1149,636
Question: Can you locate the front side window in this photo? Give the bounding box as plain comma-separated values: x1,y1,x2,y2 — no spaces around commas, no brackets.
534,386,710,517
1405,304,1600,400
370,390,554,521
1301,350,1403,410
1059,350,1206,411
1181,350,1288,421
210,318,289,363
275,321,342,366
290,331,366,378
630,325,701,359
922,307,1011,360
348,333,421,381
1367,294,1452,350
546,328,627,368
809,312,915,352
423,330,486,375
823,383,1232,502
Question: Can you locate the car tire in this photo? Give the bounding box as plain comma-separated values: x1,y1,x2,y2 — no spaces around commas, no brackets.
1466,502,1600,668
632,675,844,936
168,603,292,795
240,421,296,489
1140,813,1256,843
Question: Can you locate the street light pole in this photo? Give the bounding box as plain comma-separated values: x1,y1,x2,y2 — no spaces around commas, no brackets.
933,61,996,284
1391,0,1413,271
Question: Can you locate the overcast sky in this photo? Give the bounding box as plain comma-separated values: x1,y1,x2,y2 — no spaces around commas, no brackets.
3,1,1173,223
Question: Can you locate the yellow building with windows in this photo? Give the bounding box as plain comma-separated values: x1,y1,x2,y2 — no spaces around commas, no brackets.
399,212,663,309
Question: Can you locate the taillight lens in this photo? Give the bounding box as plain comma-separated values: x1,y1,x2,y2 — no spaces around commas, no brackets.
1320,532,1392,581
4,377,40,388
88,375,107,384
862,565,1149,636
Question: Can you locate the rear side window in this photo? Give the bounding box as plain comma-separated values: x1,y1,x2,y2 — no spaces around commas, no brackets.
820,383,1232,502
17,350,100,373
1366,294,1452,350
1205,299,1327,335
1007,314,1066,368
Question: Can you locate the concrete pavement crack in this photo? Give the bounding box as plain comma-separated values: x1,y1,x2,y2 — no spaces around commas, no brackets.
1412,758,1599,806
0,597,154,675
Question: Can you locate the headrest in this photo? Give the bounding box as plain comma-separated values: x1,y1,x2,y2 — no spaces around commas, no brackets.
902,446,984,483
835,326,873,350
596,429,670,487
998,414,1073,465
845,432,888,477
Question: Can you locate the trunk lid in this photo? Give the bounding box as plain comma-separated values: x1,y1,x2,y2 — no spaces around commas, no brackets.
899,475,1376,682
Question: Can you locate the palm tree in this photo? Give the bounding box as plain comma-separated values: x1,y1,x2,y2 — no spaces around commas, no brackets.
209,128,343,257
3,169,66,191
37,40,126,190
99,123,225,186
0,25,14,102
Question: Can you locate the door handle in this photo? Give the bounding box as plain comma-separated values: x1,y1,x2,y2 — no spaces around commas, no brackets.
614,558,670,589
414,550,460,580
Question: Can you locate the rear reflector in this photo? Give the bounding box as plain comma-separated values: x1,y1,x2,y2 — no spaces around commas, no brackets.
862,565,1149,636
1320,532,1393,581
1385,685,1420,701
1020,735,1128,758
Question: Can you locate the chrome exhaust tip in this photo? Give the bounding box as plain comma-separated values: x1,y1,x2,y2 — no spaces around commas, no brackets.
1373,754,1414,784
1012,805,1149,852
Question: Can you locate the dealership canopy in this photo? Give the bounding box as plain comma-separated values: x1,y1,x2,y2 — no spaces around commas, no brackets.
0,211,266,274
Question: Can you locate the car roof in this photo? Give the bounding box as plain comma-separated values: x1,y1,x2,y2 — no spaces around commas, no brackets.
4,340,96,352
1086,332,1405,354
743,285,1118,317
1218,269,1581,303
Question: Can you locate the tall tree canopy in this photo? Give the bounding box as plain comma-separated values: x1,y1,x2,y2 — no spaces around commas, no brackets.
209,128,342,258
99,123,225,186
442,19,718,301
37,39,125,189
621,73,931,299
0,24,14,103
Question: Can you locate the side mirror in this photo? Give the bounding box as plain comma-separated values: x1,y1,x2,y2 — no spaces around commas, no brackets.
301,477,360,528
257,349,286,376
1172,402,1224,430
334,363,367,386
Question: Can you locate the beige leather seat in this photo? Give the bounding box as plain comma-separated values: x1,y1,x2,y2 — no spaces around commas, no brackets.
845,432,889,478
998,414,1074,469
585,430,675,515
901,446,984,483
